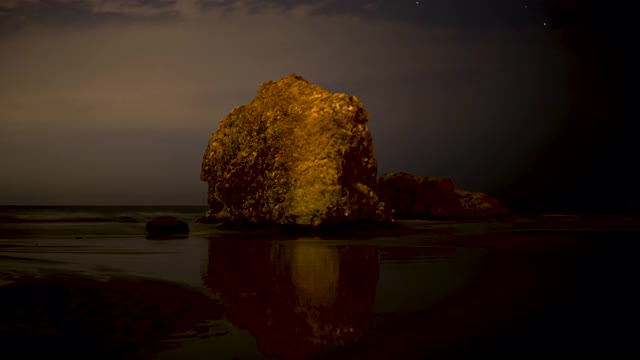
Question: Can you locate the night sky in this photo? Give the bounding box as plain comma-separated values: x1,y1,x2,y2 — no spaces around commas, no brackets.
0,1,634,211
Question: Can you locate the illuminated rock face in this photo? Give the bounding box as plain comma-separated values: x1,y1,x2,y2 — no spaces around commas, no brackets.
204,238,379,360
200,74,392,226
377,172,510,218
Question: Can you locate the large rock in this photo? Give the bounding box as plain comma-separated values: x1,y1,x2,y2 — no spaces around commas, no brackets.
377,172,509,218
200,74,391,226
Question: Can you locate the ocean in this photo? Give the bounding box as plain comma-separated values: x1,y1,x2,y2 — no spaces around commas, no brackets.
0,205,207,225
1,206,639,357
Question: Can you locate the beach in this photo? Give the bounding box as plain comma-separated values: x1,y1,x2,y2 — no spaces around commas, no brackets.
1,206,639,358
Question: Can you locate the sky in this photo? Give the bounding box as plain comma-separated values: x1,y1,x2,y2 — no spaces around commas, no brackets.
0,0,634,210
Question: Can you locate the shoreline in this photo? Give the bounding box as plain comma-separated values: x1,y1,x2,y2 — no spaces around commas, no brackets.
1,215,639,357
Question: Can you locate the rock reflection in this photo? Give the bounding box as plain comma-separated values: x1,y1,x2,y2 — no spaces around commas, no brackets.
274,242,340,306
204,238,379,360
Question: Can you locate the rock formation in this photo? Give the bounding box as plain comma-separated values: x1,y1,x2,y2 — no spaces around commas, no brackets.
377,172,509,218
200,74,391,226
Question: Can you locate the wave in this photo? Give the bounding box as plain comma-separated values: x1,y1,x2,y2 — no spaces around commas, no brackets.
0,206,207,224
0,215,141,224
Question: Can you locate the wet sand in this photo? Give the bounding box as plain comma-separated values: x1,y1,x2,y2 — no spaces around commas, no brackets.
0,276,226,359
1,215,639,357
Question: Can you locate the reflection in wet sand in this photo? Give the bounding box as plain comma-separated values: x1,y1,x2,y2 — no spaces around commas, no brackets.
274,242,340,306
204,238,379,360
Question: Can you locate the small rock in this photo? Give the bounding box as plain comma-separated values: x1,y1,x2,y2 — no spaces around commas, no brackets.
145,216,189,239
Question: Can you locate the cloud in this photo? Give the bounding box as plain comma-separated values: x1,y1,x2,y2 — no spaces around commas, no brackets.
0,1,576,204
0,0,360,22
0,0,39,8
1,9,481,128
0,0,22,9
363,2,379,11
0,0,206,19
85,0,175,17
78,0,276,19
0,4,573,135
173,0,198,17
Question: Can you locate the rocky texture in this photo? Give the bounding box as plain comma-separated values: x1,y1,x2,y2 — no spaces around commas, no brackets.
200,74,391,226
377,172,509,218
145,216,189,238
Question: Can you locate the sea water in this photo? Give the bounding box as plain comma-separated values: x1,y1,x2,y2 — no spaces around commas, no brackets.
1,206,639,357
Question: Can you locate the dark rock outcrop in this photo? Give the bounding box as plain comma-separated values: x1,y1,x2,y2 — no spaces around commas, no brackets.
200,74,392,226
145,216,189,238
377,172,509,218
